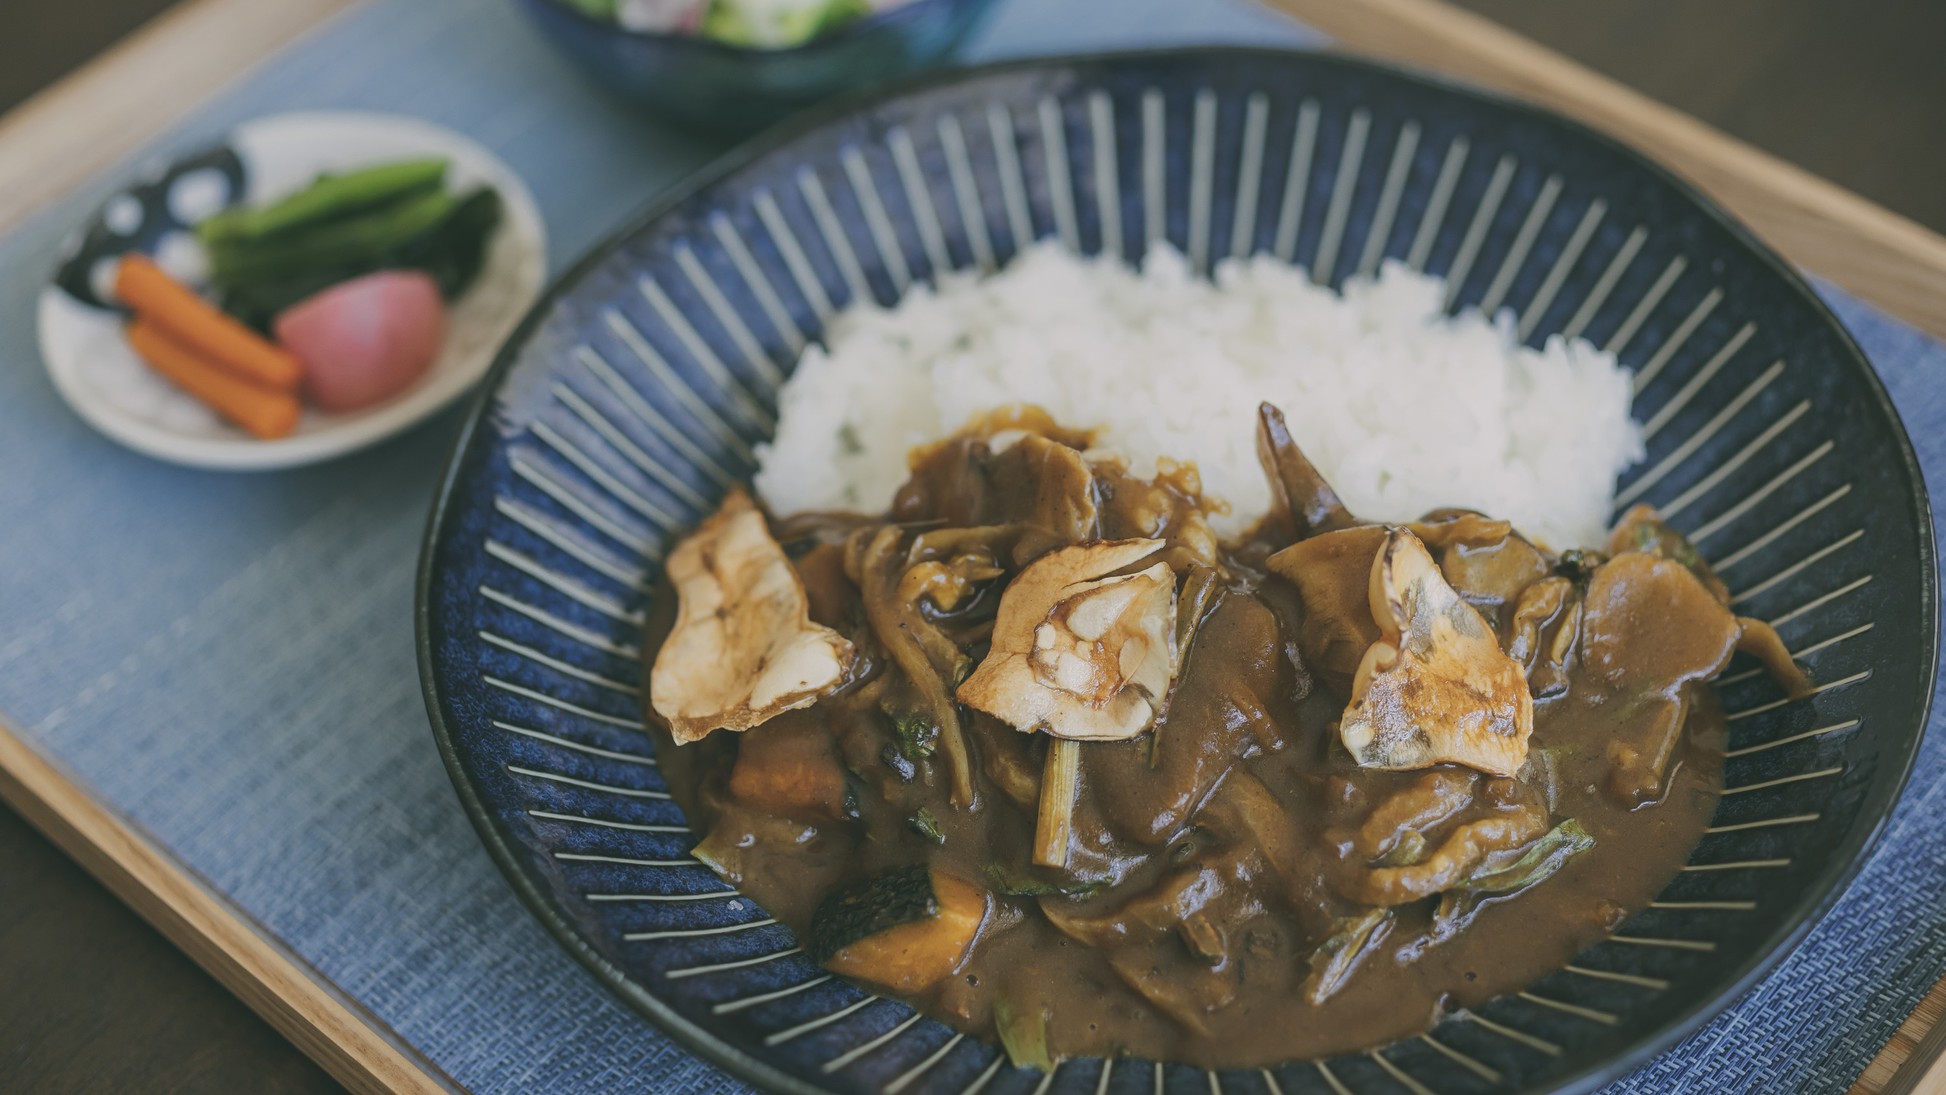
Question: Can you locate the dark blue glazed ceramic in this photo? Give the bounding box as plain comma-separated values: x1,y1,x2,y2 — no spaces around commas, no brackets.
513,0,1003,136
418,49,1938,1095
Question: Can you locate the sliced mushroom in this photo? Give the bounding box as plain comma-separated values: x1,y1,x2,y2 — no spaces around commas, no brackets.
1256,402,1357,541
1607,503,1730,604
1263,524,1388,691
897,429,1100,567
1579,551,1739,691
1504,576,1579,697
1735,617,1814,699
897,550,1005,614
1341,768,1479,861
1338,529,1535,776
1334,802,1550,906
957,539,1178,742
1578,550,1741,804
649,491,856,744
998,433,1101,565
1406,509,1514,551
1415,512,1554,627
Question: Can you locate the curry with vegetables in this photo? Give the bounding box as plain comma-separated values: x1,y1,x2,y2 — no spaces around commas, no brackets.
643,403,1809,1068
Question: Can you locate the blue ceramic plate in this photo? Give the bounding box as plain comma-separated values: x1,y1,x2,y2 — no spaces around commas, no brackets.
418,49,1938,1095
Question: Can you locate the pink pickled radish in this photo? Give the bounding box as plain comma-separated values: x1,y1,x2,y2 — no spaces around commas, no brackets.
274,270,447,413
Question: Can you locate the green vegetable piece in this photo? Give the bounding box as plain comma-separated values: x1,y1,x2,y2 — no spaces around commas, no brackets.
390,187,503,299
197,157,449,243
982,863,1105,899
808,866,938,964
206,187,458,287
1302,907,1392,1005
209,186,502,329
700,0,871,48
881,701,938,762
993,997,1057,1073
1453,818,1594,895
909,808,946,846
1432,819,1596,940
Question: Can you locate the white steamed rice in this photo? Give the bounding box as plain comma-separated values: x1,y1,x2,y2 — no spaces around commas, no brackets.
753,243,1642,550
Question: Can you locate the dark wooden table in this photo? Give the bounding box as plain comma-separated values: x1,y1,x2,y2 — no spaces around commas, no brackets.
1,1,1941,1090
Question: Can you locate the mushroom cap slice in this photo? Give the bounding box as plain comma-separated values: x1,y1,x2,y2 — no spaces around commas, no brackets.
1339,528,1534,776
1264,524,1388,691
957,539,1178,742
649,491,856,744
1579,551,1739,691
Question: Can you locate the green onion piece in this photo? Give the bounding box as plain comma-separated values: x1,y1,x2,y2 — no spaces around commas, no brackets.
1033,738,1081,869
982,863,1105,899
880,700,938,762
1302,907,1392,1005
908,808,946,846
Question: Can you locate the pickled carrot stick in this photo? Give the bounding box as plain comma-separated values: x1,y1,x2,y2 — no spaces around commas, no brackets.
126,318,301,440
114,254,301,391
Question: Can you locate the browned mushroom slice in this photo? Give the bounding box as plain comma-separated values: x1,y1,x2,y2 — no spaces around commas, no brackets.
957,539,1178,742
1735,617,1815,699
1407,509,1514,550
1339,529,1535,776
1607,503,1730,604
1578,551,1741,803
1263,524,1388,691
1334,802,1550,906
1504,576,1579,697
1580,552,1740,690
1256,402,1357,540
897,429,1101,567
898,550,1005,614
999,433,1102,565
1340,768,1479,861
649,491,857,744
1411,510,1555,628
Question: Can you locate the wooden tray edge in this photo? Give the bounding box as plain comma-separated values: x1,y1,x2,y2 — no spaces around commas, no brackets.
1265,0,1946,343
0,717,455,1095
0,0,360,236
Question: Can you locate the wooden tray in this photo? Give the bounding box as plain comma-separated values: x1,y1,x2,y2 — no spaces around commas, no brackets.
0,0,1940,1091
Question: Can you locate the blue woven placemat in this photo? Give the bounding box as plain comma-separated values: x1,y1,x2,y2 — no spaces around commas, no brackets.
0,1,1938,1091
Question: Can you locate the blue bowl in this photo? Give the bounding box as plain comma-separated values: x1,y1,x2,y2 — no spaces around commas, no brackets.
514,0,1003,136
418,48,1936,1094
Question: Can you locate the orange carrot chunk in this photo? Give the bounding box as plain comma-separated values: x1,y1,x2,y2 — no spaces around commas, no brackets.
127,318,302,440
114,254,301,391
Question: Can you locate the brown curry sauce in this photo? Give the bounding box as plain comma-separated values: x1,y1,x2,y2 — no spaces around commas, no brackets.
646,405,1799,1069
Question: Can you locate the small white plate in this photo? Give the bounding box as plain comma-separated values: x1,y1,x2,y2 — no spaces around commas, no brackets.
37,111,547,470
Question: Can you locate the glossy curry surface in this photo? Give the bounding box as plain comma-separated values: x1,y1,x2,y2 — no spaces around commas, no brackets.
645,406,1801,1069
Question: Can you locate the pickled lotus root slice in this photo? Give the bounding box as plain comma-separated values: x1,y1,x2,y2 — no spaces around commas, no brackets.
649,490,856,743
1339,528,1535,776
